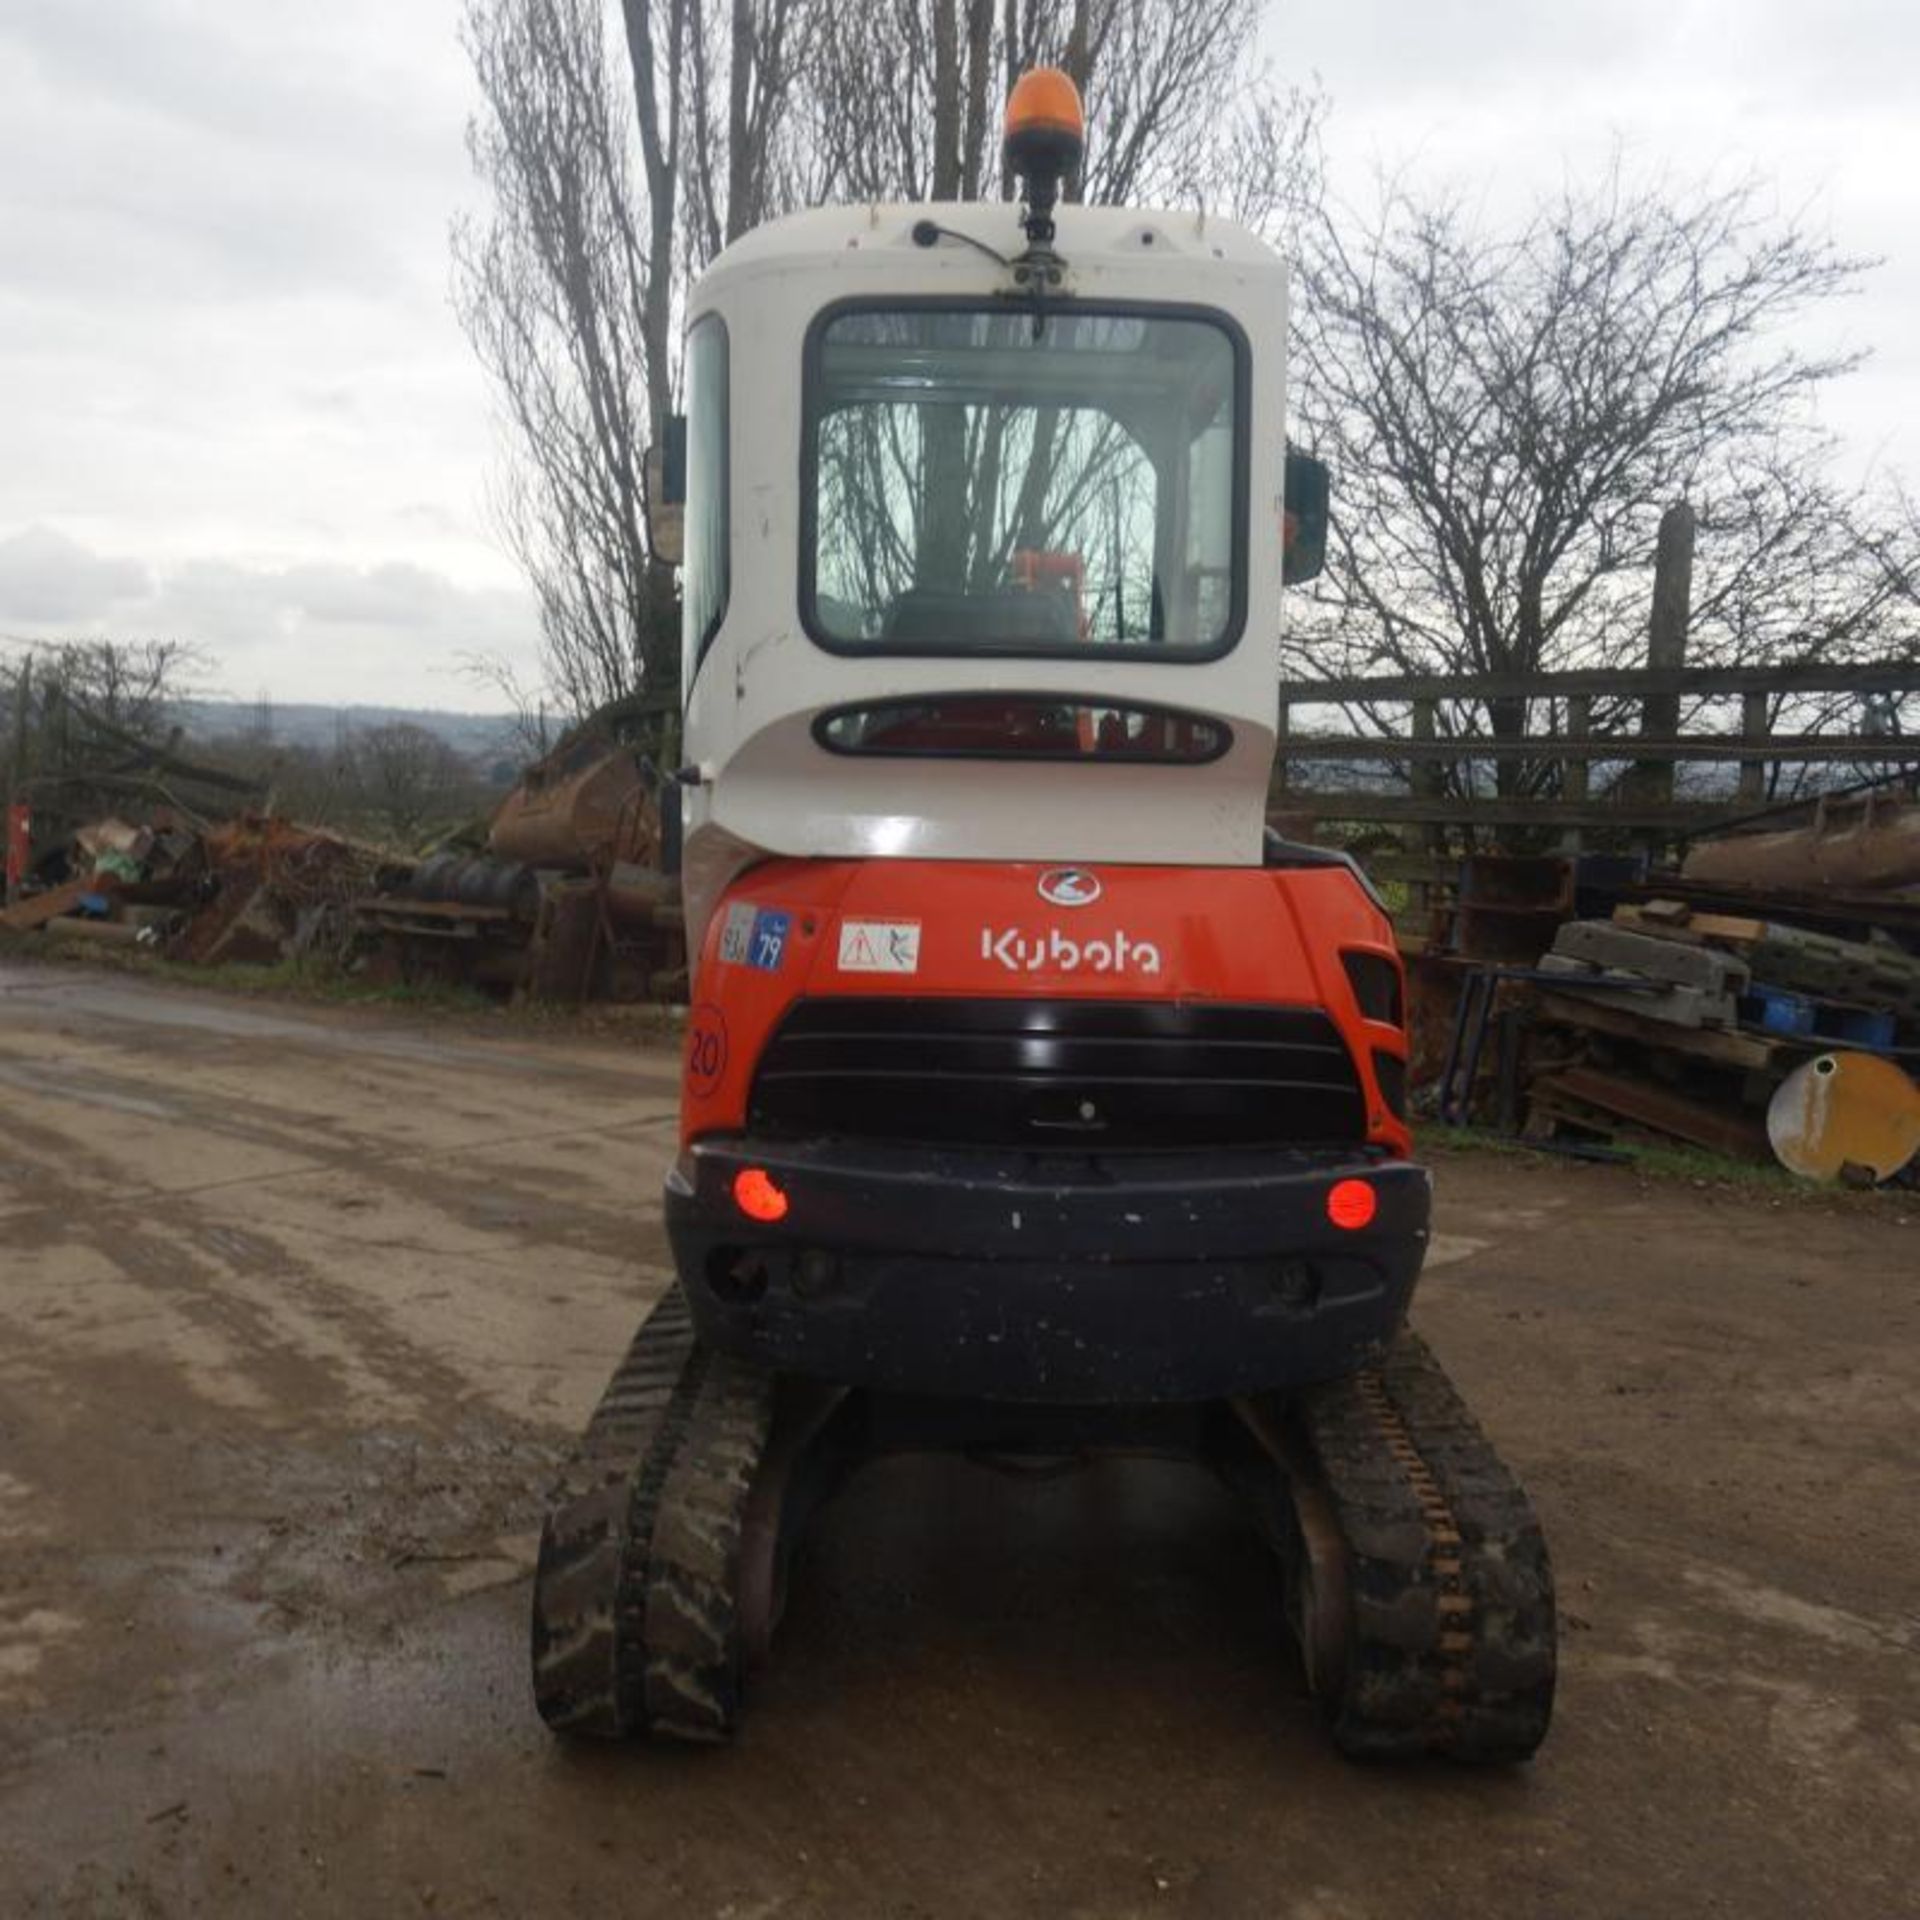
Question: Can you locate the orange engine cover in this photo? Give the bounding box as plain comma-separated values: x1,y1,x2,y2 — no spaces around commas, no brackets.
679,859,1409,1155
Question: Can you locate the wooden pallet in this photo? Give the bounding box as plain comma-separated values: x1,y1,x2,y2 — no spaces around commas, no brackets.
1532,989,1780,1072
1527,1064,1772,1161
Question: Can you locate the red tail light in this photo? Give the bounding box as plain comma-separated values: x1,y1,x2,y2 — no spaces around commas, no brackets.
733,1167,789,1223
1326,1178,1377,1231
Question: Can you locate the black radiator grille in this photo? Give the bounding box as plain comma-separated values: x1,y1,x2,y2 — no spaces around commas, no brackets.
748,997,1367,1149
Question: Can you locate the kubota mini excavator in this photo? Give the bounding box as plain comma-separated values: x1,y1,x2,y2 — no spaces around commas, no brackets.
531,69,1556,1763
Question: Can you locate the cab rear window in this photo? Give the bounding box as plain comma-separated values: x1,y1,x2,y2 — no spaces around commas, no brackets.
813,695,1230,763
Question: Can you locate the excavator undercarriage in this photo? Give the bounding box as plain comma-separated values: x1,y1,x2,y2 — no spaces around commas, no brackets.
532,1286,1555,1762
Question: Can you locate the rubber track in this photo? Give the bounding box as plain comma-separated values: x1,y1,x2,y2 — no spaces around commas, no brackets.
530,1285,776,1742
1296,1330,1556,1763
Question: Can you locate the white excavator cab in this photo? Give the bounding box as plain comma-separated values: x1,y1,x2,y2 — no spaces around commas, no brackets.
666,167,1302,945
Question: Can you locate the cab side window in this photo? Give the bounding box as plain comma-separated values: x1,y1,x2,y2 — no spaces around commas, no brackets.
681,315,730,688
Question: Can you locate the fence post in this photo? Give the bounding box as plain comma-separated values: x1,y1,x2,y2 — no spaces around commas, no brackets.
4,654,30,906
1738,689,1771,803
1633,500,1695,850
1404,696,1440,922
1644,501,1696,742
1560,692,1590,855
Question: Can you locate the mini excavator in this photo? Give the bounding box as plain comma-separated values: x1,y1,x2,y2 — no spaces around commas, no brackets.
531,70,1556,1763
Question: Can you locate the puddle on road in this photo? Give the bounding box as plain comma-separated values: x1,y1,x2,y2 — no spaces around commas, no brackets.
0,1057,183,1121
0,965,676,1097
0,1468,49,1543
0,1606,84,1692
1423,1196,1571,1271
1681,1562,1913,1656
0,1240,280,1416
1725,1671,1866,1775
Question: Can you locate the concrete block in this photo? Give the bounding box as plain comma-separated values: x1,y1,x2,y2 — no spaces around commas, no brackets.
1536,953,1738,1028
1551,920,1751,994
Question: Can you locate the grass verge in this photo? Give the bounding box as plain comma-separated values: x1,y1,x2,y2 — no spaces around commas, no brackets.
0,931,683,1040
1423,1119,1913,1204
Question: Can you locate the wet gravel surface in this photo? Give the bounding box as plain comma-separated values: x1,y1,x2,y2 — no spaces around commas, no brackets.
1,963,1915,1918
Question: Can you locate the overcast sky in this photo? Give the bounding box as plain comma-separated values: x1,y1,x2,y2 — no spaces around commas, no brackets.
0,0,1911,710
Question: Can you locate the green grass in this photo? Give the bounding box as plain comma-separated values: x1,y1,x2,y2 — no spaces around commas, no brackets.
1370,875,1413,917
151,954,496,1013
1422,1119,1910,1200
0,932,493,1013
1,928,690,1037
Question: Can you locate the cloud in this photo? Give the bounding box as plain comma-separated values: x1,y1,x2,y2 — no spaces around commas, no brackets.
0,525,150,625
1278,0,1920,481
0,2,468,308
0,524,539,708
0,0,1913,719
1282,0,1907,117
0,0,521,712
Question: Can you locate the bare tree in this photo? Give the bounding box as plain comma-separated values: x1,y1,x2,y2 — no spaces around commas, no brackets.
796,0,1314,216
3,637,240,848
38,639,205,739
682,0,816,252
459,649,558,764
457,0,1323,729
346,723,480,846
454,0,677,725
1290,162,1918,797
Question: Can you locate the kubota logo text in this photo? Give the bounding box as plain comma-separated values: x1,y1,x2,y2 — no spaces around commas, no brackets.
981,926,1163,975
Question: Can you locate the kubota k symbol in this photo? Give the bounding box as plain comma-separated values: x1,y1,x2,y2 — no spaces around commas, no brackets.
1037,867,1101,908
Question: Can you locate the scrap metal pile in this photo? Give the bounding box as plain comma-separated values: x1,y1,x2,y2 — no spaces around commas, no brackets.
0,808,400,966
349,734,685,1002
1424,792,1920,1186
0,734,686,1006
183,815,398,965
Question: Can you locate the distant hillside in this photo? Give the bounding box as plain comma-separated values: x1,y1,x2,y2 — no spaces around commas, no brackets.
170,699,521,762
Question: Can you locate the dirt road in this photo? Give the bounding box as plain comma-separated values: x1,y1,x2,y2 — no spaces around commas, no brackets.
1,962,1915,1918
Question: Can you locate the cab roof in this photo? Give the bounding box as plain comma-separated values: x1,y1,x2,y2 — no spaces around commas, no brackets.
690,200,1286,307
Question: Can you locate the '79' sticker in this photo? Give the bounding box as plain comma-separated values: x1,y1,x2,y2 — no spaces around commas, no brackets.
746,909,790,971
718,902,793,973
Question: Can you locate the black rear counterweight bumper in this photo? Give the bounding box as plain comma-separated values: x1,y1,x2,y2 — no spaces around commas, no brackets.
665,1140,1430,1403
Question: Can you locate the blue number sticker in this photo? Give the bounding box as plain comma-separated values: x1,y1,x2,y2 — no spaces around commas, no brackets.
748,909,791,972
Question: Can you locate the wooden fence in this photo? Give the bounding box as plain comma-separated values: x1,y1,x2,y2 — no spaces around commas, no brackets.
1272,659,1920,844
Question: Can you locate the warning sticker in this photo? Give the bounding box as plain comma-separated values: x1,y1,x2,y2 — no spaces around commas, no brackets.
746,909,791,972
718,901,757,966
837,919,921,974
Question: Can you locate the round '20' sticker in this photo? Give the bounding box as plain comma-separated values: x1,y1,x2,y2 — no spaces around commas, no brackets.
685,1002,729,1099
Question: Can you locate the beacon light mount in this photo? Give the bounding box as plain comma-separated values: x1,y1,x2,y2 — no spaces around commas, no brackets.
1002,67,1085,290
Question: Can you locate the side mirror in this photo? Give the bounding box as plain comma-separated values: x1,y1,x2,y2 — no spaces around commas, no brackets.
660,414,687,504
1283,447,1329,586
658,772,683,877
644,414,688,566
